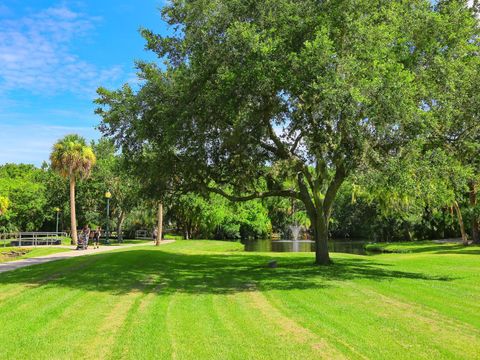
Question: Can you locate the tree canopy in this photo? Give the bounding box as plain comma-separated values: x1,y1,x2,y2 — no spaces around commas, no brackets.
50,134,96,180
0,164,47,232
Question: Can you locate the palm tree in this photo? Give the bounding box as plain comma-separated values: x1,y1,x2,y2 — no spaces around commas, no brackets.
50,135,96,244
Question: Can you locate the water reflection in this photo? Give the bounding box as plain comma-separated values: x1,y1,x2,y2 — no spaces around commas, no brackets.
242,239,367,255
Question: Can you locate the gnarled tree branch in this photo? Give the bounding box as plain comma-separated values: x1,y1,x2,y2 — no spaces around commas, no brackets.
206,185,301,202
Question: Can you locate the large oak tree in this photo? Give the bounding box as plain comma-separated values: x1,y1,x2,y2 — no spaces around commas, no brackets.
97,0,478,264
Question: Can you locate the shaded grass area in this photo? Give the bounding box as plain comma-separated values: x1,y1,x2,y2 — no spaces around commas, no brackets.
58,237,150,246
0,240,478,359
366,240,480,254
0,247,69,263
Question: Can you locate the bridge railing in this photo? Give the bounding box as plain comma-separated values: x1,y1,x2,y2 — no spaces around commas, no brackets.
135,230,152,240
0,232,68,247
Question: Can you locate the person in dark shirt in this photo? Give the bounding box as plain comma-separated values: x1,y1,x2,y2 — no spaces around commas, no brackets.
79,225,90,250
92,227,101,249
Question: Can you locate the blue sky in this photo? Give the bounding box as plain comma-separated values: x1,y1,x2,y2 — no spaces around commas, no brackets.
0,1,476,166
0,0,169,165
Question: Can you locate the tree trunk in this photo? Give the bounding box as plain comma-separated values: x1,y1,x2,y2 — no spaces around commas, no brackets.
298,174,334,265
184,219,190,240
156,202,163,246
117,210,125,243
311,214,331,265
469,181,479,244
453,201,468,245
69,176,77,245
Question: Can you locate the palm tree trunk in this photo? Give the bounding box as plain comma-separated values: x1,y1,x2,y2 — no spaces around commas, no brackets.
69,176,77,245
156,202,163,246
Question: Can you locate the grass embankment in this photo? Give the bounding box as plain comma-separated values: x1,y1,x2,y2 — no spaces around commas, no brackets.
0,247,69,263
0,240,478,359
365,240,477,254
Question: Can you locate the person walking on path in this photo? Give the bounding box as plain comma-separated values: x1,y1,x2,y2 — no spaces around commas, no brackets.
77,225,90,250
152,227,158,243
92,227,101,249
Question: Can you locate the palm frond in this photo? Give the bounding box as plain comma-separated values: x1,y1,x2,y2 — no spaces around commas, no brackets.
50,134,97,179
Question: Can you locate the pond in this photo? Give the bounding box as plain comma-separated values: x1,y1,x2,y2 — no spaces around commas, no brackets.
242,238,368,255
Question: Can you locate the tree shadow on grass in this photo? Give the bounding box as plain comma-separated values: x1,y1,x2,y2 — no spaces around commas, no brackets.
382,245,480,255
412,244,480,254
0,249,454,296
432,245,480,255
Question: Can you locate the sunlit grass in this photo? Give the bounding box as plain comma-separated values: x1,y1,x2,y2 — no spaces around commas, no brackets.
0,240,478,359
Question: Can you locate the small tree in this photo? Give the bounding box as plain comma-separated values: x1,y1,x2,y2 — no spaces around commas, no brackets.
50,135,96,244
90,139,141,242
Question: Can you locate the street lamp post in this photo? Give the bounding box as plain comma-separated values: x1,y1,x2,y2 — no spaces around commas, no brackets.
105,191,112,244
54,207,60,234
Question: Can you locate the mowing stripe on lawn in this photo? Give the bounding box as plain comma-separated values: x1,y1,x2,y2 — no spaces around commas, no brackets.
0,240,478,360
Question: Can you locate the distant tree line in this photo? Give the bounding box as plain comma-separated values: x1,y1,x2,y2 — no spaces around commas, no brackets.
0,138,477,243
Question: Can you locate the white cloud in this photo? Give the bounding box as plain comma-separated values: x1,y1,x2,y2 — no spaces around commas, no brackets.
0,5,122,97
0,123,100,166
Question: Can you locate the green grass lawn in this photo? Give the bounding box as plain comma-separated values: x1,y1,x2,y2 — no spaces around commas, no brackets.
0,240,478,360
0,247,70,263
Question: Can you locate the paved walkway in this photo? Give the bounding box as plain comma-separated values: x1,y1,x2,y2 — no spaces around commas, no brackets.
0,240,174,274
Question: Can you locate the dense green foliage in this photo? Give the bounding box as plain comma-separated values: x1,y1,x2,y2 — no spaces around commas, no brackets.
167,193,271,240
0,164,60,232
0,240,478,359
0,153,274,240
0,196,8,216
331,146,477,242
0,158,477,243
